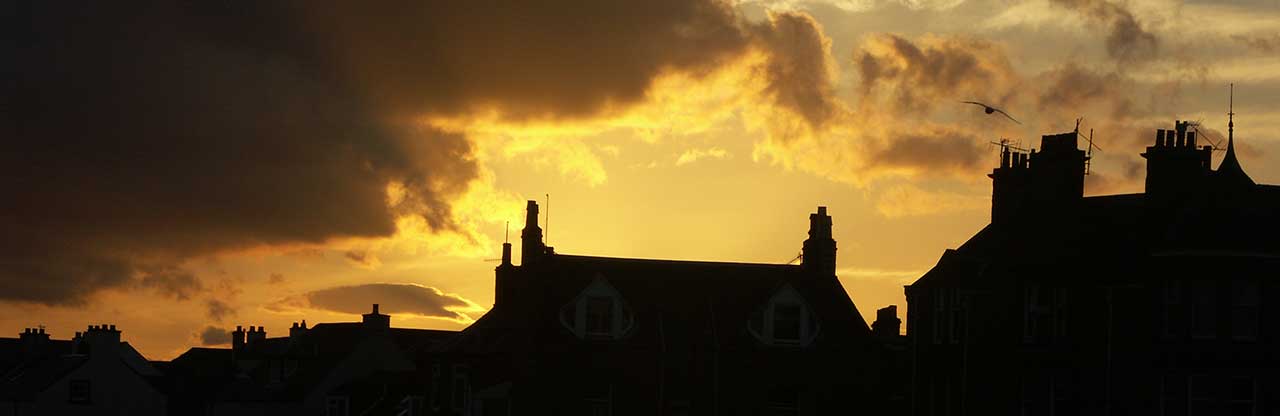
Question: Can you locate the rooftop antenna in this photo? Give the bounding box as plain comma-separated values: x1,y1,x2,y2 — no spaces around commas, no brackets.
989,138,1028,153
1184,119,1226,151
1228,82,1235,144
1072,118,1102,175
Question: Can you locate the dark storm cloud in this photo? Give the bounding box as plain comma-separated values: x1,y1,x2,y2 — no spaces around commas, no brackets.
196,325,231,346
1048,0,1158,64
1036,64,1135,119
6,0,803,305
343,251,378,267
138,266,204,301
1232,33,1280,53
295,0,754,120
750,12,840,131
855,34,1019,112
276,283,475,320
206,299,235,322
871,128,986,174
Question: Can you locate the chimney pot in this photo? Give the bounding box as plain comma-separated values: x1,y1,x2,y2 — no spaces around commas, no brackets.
109,324,115,331
372,304,380,314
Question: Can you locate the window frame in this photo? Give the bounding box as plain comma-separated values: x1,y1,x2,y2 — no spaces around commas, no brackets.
1190,281,1217,340
1163,280,1187,339
325,395,350,416
559,277,634,341
747,284,819,347
1230,280,1259,342
451,364,470,413
68,379,91,404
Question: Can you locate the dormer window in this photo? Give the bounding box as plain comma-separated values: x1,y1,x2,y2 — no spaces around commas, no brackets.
561,277,634,340
749,284,819,347
586,296,614,336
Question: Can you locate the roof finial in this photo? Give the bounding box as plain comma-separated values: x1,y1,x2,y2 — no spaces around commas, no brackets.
1228,82,1235,146
1216,82,1254,187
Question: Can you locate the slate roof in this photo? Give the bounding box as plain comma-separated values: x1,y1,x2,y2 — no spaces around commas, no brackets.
442,252,872,355
211,322,454,403
913,135,1280,289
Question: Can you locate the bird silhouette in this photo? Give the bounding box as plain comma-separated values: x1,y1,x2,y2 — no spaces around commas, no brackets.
962,101,1020,124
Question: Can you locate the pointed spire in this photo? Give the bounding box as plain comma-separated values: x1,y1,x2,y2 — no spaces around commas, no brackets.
1217,83,1254,188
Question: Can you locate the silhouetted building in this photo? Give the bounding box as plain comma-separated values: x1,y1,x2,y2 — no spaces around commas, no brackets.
0,325,167,416
160,306,454,416
433,202,902,415
906,119,1280,415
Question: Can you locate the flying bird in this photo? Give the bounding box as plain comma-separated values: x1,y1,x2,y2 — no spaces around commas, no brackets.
962,101,1021,124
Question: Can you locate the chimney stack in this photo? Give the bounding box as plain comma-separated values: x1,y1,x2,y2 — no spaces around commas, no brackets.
19,327,51,358
82,323,121,358
362,304,391,331
245,326,266,346
232,326,246,350
802,206,837,276
520,201,545,266
872,305,902,337
289,321,309,338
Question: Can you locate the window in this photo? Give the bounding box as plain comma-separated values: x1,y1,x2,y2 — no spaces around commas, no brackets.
326,396,350,416
949,290,966,344
586,296,614,336
560,277,633,340
747,284,818,346
1050,375,1073,416
1161,375,1187,416
430,363,442,410
1191,281,1217,339
1051,289,1068,340
68,379,90,404
766,386,799,416
1024,285,1049,344
933,289,947,345
1024,286,1067,344
269,360,282,383
1163,280,1187,338
1020,375,1047,416
397,395,425,416
1229,377,1254,416
452,365,470,412
773,303,802,341
584,384,612,416
1231,280,1259,341
1189,375,1213,416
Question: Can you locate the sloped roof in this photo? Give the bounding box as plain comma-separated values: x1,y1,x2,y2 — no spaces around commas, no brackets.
0,354,88,400
443,253,872,354
912,162,1280,289
1215,135,1255,189
212,322,453,403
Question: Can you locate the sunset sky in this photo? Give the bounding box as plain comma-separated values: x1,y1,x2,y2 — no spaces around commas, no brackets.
7,0,1280,360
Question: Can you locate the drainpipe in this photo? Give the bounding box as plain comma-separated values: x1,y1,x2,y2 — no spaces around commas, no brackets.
658,312,666,416
711,302,720,416
1105,287,1114,416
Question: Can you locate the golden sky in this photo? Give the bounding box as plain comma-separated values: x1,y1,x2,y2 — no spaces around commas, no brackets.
7,0,1280,360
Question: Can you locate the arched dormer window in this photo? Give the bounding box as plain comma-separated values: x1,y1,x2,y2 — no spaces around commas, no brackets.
748,284,819,347
560,276,634,340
